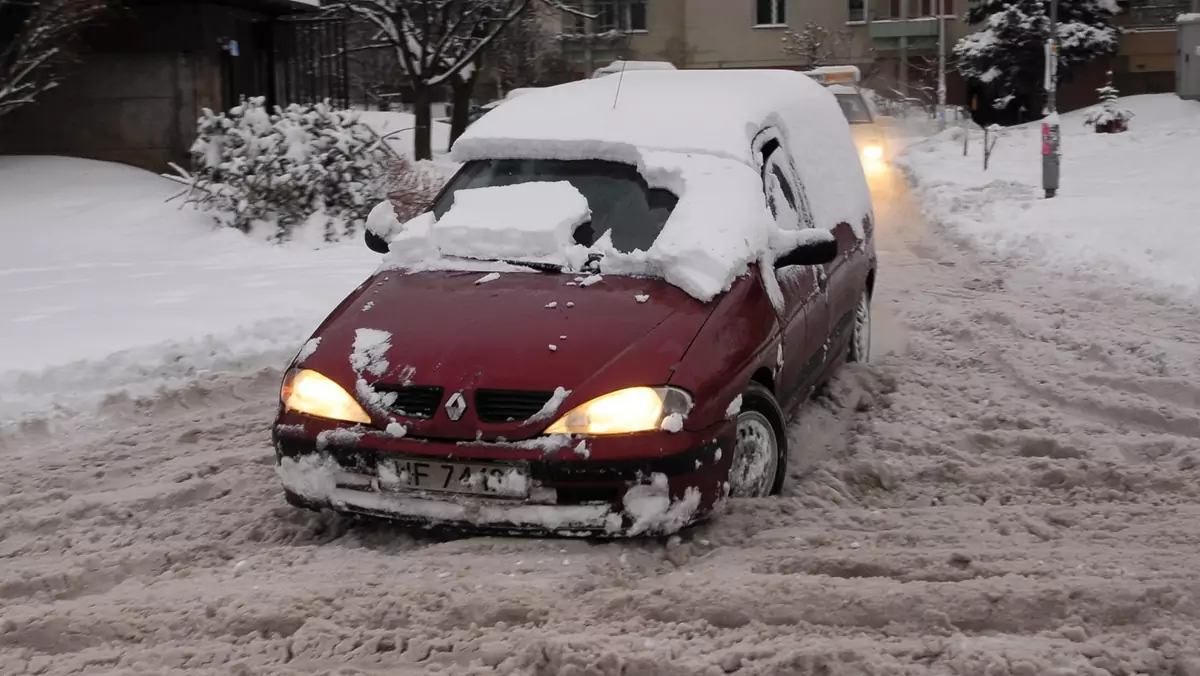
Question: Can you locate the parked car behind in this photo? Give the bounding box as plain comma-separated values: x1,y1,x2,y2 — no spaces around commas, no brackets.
275,69,876,537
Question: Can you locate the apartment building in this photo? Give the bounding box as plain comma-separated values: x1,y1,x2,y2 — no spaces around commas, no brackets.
558,0,971,103
556,0,1187,110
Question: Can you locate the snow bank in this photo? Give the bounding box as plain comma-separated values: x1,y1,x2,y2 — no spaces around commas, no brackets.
898,95,1200,302
434,182,592,260
0,156,378,420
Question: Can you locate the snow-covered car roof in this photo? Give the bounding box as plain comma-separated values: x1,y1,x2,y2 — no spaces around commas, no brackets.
393,70,872,305
454,69,860,172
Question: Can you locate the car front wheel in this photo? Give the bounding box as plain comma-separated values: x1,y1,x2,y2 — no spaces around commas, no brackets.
848,288,872,363
728,382,788,497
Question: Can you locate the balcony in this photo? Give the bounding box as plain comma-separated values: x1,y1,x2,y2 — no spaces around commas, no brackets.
868,17,941,50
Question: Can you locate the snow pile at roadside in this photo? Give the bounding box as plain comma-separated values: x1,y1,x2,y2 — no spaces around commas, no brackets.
898,94,1200,302
0,156,378,420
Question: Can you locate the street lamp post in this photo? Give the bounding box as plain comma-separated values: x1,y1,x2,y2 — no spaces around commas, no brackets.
1042,0,1060,198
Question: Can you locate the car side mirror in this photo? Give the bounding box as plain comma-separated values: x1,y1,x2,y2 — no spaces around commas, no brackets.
365,228,390,254
774,238,837,269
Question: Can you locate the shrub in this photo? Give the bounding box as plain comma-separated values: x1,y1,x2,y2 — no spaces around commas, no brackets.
180,97,388,242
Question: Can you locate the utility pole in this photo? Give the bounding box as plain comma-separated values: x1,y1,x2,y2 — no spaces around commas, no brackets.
899,0,909,96
1042,0,1060,198
937,0,947,128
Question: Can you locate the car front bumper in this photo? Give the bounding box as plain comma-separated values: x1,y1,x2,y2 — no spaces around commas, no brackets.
272,414,735,537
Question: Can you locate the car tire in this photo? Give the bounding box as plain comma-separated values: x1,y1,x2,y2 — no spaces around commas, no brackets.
848,288,872,363
729,382,789,497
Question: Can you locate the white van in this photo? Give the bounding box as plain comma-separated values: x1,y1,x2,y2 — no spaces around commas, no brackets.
801,66,889,176
591,60,677,79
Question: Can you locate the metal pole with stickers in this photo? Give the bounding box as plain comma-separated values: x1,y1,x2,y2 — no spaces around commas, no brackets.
1042,0,1060,198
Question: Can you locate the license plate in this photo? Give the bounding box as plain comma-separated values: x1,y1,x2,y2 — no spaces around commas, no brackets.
374,457,530,498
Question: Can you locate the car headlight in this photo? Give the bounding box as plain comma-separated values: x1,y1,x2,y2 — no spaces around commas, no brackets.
281,369,372,424
544,386,692,436
861,144,884,160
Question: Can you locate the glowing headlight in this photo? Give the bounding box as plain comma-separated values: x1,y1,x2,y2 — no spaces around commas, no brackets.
861,144,884,160
281,369,372,424
544,386,692,436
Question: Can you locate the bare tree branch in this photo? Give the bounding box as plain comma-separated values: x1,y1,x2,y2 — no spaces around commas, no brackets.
0,0,111,117
780,21,852,68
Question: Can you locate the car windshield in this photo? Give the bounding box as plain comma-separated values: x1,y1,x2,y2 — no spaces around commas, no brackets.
432,159,678,254
835,93,873,124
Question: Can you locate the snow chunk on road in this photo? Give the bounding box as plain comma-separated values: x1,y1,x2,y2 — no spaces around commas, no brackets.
435,182,592,260
525,386,571,424
350,328,391,376
635,294,650,303
623,473,702,536
475,272,501,285
578,274,603,287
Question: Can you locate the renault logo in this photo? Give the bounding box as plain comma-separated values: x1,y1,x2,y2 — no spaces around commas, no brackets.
445,392,468,421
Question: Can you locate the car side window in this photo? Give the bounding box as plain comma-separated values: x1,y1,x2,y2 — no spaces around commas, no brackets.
759,138,815,231
761,141,799,229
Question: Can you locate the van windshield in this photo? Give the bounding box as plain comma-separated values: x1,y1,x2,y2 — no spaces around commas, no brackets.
432,159,678,254
835,94,874,124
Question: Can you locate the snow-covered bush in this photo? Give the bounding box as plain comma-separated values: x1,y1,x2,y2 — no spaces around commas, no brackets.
180,97,388,242
955,0,1119,117
1084,71,1133,133
384,156,445,223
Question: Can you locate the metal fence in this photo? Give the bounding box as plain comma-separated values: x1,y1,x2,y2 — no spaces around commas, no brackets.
271,16,350,109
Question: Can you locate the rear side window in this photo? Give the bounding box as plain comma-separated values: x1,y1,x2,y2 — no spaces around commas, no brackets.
759,138,815,230
433,159,677,253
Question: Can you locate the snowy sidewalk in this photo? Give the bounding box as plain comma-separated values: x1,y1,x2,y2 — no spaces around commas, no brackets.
897,94,1200,304
0,156,379,420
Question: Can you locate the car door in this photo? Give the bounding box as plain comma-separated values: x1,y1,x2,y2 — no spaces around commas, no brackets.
758,136,830,407
821,221,862,353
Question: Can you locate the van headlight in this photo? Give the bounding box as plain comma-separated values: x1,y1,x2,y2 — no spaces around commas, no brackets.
861,144,884,160
281,369,372,424
544,387,692,436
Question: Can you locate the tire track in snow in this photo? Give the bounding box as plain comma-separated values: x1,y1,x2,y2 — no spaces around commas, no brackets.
5,169,1200,674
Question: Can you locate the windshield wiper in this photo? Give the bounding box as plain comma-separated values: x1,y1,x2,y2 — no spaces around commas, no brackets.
447,255,563,274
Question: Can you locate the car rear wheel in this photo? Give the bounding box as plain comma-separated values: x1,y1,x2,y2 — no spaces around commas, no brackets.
729,382,788,497
848,289,872,363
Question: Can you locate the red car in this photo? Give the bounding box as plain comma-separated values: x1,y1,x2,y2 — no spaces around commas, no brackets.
274,70,876,536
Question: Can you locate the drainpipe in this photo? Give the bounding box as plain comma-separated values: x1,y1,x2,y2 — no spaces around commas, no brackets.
899,0,909,97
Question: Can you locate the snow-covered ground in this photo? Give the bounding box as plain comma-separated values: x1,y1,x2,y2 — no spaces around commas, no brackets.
6,149,1200,673
0,156,379,421
898,94,1200,303
6,96,1200,673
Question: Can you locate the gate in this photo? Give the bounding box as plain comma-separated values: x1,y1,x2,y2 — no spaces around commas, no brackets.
270,15,350,109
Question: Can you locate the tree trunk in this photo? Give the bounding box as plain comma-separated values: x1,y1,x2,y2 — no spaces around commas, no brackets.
449,64,481,147
412,85,433,161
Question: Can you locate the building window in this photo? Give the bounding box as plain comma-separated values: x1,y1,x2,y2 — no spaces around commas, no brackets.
886,0,953,18
587,0,649,33
848,0,865,21
629,0,647,31
756,0,787,25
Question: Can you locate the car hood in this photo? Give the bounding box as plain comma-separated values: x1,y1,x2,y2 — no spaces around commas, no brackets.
297,269,716,441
